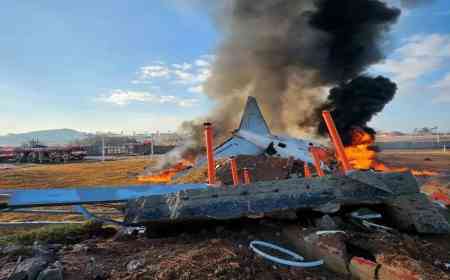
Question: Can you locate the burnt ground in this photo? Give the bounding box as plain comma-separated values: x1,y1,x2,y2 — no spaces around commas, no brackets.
378,150,450,174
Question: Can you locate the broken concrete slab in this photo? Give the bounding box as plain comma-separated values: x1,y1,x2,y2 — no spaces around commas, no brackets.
384,193,450,234
125,172,450,235
282,225,350,275
36,261,63,280
347,170,393,194
349,257,379,280
315,215,338,230
9,256,49,280
376,254,424,280
125,172,397,225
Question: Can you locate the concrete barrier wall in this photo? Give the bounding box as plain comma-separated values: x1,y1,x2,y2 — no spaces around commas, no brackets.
376,140,450,150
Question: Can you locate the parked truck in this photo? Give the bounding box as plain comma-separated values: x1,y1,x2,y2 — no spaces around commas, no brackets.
0,145,87,163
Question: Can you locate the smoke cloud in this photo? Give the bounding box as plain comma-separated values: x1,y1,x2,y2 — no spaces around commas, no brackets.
180,0,402,152
317,76,397,145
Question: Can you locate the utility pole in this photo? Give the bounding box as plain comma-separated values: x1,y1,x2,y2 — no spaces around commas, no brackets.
102,135,105,162
150,135,154,158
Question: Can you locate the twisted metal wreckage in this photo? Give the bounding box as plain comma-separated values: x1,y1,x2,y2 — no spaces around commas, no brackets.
0,97,449,235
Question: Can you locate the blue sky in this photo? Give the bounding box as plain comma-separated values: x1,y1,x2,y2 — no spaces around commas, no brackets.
0,0,449,135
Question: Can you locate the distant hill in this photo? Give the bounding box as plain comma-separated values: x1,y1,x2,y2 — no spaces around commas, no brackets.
0,129,91,146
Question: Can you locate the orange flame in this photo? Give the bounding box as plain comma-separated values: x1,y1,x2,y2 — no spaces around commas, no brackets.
344,128,384,170
344,128,439,176
138,159,194,183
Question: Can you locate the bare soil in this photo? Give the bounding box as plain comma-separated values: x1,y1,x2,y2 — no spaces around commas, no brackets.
378,150,450,174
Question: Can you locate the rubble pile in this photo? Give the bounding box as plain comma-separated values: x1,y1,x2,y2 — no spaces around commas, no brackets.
173,155,307,185
1,205,450,280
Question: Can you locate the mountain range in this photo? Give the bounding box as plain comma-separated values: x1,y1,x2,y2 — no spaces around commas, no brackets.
0,129,91,146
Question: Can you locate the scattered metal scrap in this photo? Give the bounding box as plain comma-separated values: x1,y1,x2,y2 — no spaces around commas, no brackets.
0,184,207,228
4,184,207,208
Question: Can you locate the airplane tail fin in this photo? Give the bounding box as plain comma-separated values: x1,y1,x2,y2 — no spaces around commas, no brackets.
238,96,271,135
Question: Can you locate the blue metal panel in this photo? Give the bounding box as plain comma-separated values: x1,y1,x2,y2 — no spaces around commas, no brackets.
6,184,207,208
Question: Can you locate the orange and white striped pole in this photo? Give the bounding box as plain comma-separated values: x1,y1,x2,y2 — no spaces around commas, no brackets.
230,157,240,186
243,168,251,185
322,111,352,173
204,122,216,185
303,162,312,177
309,147,325,177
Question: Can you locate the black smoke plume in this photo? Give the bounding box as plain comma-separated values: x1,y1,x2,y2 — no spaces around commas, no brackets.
180,0,402,153
317,76,397,145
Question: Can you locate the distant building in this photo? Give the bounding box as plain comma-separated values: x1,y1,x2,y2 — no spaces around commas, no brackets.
133,132,185,146
83,135,176,156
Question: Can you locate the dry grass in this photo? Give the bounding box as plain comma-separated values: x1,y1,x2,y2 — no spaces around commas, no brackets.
0,157,154,226
0,221,104,246
0,157,153,189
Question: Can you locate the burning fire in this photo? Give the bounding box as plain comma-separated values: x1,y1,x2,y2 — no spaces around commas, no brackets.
344,128,439,176
138,159,194,183
344,128,386,171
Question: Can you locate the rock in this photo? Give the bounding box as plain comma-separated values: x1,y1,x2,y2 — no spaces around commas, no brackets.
9,256,49,280
86,257,107,280
37,261,63,280
72,244,89,254
1,244,31,256
72,240,97,254
111,227,138,242
283,226,349,275
315,215,338,230
127,259,144,273
384,193,450,234
349,257,378,280
32,242,53,258
376,254,424,280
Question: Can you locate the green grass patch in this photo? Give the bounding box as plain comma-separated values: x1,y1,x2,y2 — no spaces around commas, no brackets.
0,222,103,246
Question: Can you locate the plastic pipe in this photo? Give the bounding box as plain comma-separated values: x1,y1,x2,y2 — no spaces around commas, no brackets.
204,122,216,185
321,111,352,173
249,241,324,268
